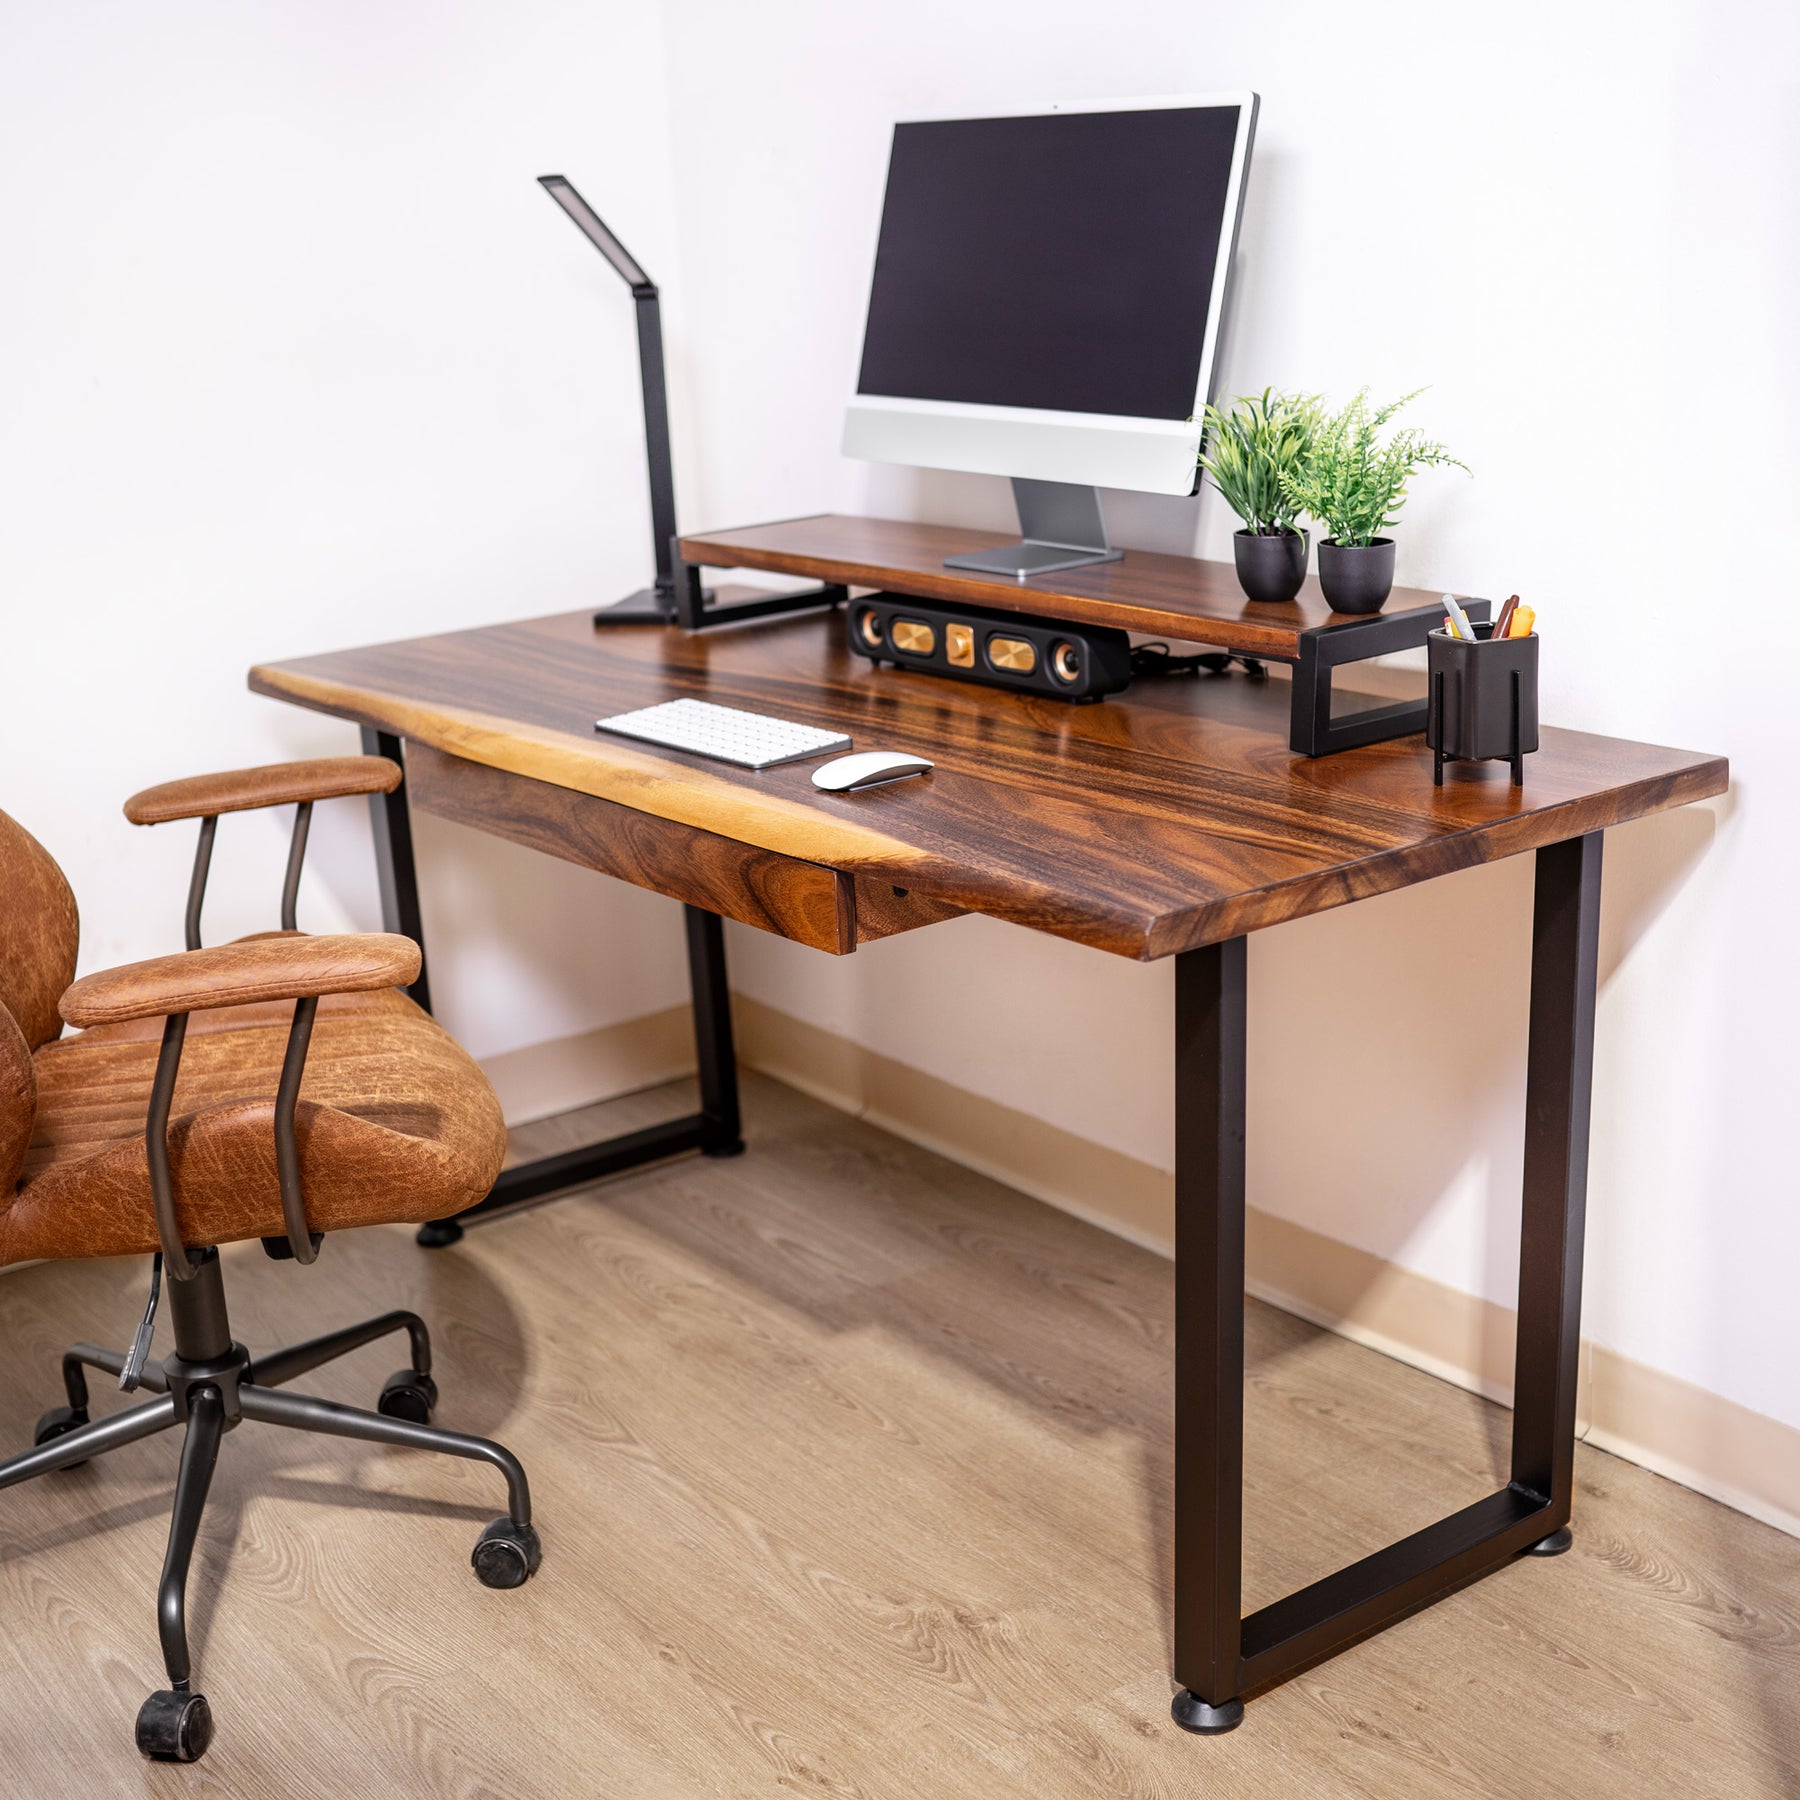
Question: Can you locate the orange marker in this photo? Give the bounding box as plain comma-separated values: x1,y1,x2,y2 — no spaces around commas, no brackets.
1508,604,1536,639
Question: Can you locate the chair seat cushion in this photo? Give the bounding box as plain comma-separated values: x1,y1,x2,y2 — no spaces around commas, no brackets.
2,986,505,1265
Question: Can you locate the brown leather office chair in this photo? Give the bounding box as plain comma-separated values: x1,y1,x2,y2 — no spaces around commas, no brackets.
0,758,539,1765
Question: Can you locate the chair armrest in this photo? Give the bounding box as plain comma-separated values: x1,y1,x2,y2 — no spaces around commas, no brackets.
59,933,422,1029
124,756,401,825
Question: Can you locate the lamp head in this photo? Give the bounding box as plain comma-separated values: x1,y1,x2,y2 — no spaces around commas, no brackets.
537,175,654,294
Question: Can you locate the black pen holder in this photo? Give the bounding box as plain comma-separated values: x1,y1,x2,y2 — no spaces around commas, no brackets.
1426,625,1539,786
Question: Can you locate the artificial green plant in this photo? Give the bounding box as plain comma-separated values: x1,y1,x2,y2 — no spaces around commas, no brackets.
1198,388,1320,536
1278,388,1467,547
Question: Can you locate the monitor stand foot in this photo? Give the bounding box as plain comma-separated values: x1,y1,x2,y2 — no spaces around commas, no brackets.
944,479,1123,579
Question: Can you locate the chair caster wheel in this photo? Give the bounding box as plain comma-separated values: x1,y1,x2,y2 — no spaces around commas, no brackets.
1171,1690,1244,1734
377,1369,438,1424
34,1404,90,1467
472,1517,542,1589
136,1688,213,1762
416,1217,464,1249
1527,1525,1574,1556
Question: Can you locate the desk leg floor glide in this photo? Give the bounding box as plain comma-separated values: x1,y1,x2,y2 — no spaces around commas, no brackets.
1172,832,1602,1733
361,730,746,1246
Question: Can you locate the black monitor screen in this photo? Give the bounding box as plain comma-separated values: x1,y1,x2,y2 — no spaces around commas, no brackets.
856,105,1243,422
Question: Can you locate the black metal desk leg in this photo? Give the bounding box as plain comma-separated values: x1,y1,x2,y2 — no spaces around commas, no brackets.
352,733,750,1245
1165,836,1602,1735
1512,831,1603,1553
1171,936,1249,1734
685,906,745,1157
360,727,432,1012
411,897,746,1243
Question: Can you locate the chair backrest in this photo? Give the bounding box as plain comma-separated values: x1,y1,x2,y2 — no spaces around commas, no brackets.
0,1003,32,1196
0,808,78,1192
0,808,79,1050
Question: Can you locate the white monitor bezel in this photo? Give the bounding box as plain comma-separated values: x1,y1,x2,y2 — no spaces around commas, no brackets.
843,92,1259,499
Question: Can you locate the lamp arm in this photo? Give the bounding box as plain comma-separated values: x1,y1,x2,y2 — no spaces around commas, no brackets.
632,290,678,593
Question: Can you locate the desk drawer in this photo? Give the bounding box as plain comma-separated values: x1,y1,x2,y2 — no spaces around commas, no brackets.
404,742,956,954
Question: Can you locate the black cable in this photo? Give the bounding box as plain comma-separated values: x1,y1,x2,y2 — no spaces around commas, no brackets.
1129,642,1268,681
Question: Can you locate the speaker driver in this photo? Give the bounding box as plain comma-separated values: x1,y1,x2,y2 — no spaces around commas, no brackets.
1049,641,1082,685
986,635,1037,674
856,607,885,648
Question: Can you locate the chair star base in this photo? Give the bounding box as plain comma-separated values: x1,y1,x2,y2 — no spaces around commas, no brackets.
0,1248,540,1764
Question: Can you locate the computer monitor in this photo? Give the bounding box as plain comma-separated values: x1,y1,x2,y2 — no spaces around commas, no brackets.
843,95,1258,575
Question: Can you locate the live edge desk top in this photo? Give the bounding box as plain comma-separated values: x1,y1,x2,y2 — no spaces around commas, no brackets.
249,606,1727,963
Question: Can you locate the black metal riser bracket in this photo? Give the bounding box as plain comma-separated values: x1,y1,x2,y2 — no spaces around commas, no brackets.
1288,598,1491,757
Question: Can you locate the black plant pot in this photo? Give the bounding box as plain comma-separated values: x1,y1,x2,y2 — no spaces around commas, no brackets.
1232,529,1309,605
1317,537,1396,614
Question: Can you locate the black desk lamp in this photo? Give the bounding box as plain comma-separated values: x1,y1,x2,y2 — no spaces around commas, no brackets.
539,175,839,629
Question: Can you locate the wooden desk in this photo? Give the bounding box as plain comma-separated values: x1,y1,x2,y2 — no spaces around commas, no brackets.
251,608,1720,959
251,605,1726,1737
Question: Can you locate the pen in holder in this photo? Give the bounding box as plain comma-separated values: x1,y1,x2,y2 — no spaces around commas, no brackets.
1426,623,1539,786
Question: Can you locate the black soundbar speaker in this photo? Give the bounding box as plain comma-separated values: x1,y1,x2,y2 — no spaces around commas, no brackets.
846,595,1132,702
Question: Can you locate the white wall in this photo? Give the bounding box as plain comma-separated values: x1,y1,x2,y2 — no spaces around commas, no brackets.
0,0,696,1062
656,0,1800,1438
4,1,1795,1449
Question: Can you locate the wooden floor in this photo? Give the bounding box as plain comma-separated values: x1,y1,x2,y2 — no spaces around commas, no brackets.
0,1073,1794,1798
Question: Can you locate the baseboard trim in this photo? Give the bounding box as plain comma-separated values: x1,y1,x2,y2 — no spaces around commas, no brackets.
478,1004,697,1127
731,995,1800,1541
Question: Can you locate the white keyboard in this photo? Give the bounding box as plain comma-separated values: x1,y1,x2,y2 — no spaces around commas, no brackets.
595,698,852,769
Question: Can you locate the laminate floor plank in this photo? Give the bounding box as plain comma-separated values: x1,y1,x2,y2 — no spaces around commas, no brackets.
0,1073,1792,1797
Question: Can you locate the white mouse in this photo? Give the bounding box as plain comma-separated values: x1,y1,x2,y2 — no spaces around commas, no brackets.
811,751,934,793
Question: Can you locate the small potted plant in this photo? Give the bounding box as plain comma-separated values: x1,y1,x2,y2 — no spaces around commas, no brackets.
1199,388,1319,605
1279,389,1467,613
